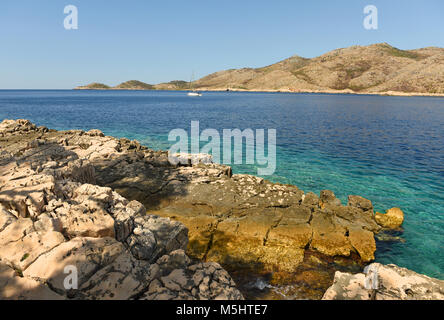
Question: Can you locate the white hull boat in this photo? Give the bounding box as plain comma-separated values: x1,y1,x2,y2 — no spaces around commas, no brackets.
187,92,202,97
187,71,202,96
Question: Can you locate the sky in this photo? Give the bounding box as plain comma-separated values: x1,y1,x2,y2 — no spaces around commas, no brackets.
0,0,443,89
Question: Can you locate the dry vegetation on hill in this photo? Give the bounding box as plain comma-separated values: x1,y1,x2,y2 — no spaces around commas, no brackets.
75,43,444,95
193,43,444,94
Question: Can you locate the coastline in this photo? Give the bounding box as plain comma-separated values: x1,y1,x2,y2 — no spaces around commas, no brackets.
73,87,444,98
1,119,443,300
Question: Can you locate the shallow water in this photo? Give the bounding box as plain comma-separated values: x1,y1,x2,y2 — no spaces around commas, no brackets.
0,90,443,279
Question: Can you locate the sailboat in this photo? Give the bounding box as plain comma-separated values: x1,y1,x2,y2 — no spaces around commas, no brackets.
187,72,202,97
187,91,202,97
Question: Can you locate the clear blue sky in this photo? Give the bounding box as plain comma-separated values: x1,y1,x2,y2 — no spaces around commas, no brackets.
1,0,443,89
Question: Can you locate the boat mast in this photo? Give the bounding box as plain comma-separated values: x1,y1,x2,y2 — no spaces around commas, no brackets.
189,71,194,91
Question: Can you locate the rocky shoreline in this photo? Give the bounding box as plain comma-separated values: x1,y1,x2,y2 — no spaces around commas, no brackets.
74,87,444,98
0,119,442,300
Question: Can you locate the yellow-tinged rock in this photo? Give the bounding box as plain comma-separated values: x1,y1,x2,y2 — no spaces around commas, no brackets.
348,228,376,262
309,212,352,257
267,223,312,248
375,208,404,229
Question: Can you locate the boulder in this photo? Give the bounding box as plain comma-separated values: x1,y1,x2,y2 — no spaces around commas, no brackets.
348,227,376,262
375,208,404,229
323,263,444,300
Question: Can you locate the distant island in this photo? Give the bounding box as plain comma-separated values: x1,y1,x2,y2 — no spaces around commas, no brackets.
75,43,444,96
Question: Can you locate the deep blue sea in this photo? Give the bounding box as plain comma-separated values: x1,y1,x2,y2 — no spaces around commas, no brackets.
1,90,443,279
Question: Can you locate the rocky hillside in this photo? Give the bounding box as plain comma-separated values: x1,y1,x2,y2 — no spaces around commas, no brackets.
74,43,444,95
75,82,110,90
193,43,444,94
114,80,154,90
75,80,155,90
155,80,190,90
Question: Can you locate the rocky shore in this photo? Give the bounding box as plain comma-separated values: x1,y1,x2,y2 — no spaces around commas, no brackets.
0,120,242,300
0,119,442,300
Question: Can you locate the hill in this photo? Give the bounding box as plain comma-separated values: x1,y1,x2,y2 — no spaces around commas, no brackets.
192,43,444,94
154,80,189,90
114,80,154,90
74,43,444,95
74,82,110,90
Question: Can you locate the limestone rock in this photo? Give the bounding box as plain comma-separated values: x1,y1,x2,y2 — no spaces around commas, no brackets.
310,211,351,257
0,120,243,300
126,223,157,261
86,129,105,137
348,227,376,262
34,214,63,233
54,204,116,238
322,271,371,300
319,190,342,208
142,260,243,300
348,195,373,213
0,204,17,232
23,237,125,293
302,192,319,207
79,251,154,300
375,208,404,229
169,153,214,165
323,263,444,300
0,262,64,300
0,218,34,246
126,215,188,262
0,230,65,270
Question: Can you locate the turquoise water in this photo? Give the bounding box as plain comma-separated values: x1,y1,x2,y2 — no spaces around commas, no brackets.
0,90,443,279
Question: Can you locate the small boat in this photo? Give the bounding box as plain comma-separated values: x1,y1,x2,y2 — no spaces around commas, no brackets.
187,71,202,97
187,92,202,97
